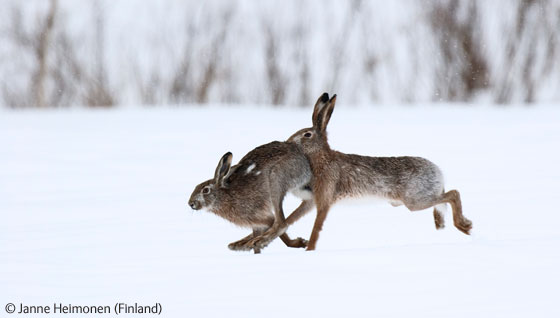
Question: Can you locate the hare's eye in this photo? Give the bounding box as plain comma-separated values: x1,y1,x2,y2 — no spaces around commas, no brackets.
303,132,312,138
202,187,210,194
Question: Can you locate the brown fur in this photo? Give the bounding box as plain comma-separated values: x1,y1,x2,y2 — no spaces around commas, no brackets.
433,208,445,230
188,141,315,253
287,93,473,250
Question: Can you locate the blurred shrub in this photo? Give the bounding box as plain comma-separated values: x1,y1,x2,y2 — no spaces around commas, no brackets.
0,0,558,108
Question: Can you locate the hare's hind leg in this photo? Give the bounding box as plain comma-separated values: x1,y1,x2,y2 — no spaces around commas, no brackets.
229,215,273,253
253,229,263,254
433,204,446,230
404,190,471,235
251,200,314,250
251,229,265,254
228,232,255,251
286,199,314,225
279,233,308,248
229,228,267,253
244,195,290,250
278,200,314,248
442,190,472,235
245,199,315,251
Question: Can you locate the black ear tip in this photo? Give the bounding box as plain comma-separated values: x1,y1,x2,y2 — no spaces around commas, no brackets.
222,152,232,162
330,94,337,101
320,92,329,103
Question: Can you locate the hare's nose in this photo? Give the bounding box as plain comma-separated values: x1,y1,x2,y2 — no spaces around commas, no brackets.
188,201,196,209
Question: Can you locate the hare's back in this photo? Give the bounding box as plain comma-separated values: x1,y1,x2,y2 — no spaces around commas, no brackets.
364,156,443,184
228,141,309,184
368,156,441,176
239,141,307,169
338,154,444,197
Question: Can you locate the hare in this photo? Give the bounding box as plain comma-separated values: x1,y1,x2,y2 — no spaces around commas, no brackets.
287,93,473,250
188,141,315,253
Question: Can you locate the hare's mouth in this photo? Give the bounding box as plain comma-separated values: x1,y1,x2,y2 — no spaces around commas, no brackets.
188,201,201,210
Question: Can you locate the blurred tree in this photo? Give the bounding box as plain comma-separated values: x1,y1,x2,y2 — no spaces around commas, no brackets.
428,0,489,101
1,0,559,107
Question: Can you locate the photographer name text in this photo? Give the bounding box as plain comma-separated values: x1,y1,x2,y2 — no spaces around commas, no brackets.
5,303,162,315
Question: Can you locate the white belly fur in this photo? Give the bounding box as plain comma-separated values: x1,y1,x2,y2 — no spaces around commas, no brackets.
290,187,313,201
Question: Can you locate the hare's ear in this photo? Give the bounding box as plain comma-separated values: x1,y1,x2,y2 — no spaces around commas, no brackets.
316,94,336,134
312,92,330,129
214,152,233,185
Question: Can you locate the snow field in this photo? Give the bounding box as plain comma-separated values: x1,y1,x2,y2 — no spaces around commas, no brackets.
1,105,559,317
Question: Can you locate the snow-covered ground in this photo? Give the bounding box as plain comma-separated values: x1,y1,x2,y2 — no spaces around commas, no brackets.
1,104,559,317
